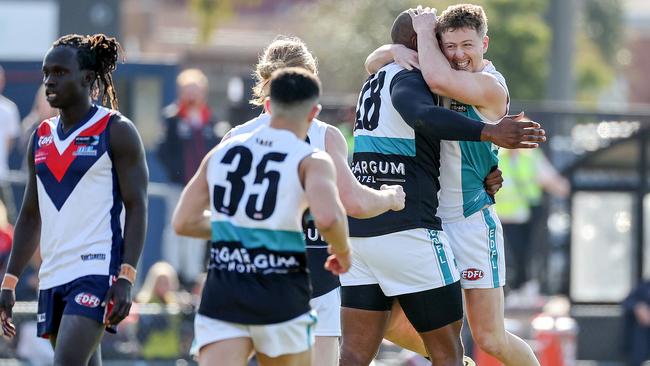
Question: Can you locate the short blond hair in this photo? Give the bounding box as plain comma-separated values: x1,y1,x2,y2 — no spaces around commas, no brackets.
176,68,208,90
437,4,488,38
251,36,318,106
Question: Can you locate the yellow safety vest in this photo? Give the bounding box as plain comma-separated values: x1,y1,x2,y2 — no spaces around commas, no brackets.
495,149,543,223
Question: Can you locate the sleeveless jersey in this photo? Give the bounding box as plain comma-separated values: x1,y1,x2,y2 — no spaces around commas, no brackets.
199,124,317,325
33,105,124,290
228,114,339,298
437,63,510,223
349,63,443,237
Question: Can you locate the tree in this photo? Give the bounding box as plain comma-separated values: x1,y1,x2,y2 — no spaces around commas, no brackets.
479,0,550,100
190,0,261,43
294,0,622,102
584,0,623,66
294,0,551,99
575,0,623,102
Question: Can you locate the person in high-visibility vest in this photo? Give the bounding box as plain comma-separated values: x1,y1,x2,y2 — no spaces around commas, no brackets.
495,149,569,289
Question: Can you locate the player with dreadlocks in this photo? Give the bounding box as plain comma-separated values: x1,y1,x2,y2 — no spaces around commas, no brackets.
0,34,148,366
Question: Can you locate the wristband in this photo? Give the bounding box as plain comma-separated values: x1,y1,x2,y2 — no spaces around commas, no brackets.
1,274,18,292
118,263,137,285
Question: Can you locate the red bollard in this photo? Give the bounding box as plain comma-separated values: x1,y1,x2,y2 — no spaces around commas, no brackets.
532,315,578,366
473,348,503,366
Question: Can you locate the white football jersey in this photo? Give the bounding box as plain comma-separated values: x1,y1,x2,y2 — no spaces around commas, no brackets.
437,63,510,223
34,106,125,289
207,124,316,250
229,113,328,151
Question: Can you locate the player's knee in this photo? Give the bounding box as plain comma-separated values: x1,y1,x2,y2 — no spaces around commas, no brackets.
339,343,375,366
54,350,89,366
474,330,508,358
427,342,463,366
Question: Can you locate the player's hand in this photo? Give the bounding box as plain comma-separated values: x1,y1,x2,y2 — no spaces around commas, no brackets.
102,278,133,326
381,184,406,211
0,289,16,339
484,167,504,195
324,246,351,275
481,112,546,149
408,6,437,35
390,44,419,71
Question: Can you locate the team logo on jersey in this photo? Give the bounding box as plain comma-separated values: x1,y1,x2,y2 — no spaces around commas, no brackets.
34,150,48,164
38,135,54,147
74,145,98,156
75,135,100,146
37,313,46,322
74,292,101,308
450,101,468,113
209,246,300,274
461,268,484,281
80,253,106,261
351,159,406,184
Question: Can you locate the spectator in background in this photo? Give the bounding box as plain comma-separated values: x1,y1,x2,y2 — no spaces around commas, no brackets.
0,65,21,221
495,149,570,290
624,280,650,366
21,85,58,149
135,261,185,360
0,199,13,274
157,69,221,284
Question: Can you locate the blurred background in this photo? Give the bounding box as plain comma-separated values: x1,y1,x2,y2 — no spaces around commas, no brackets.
1,0,650,365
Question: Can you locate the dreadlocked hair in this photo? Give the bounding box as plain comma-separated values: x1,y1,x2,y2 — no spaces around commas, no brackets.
53,34,124,109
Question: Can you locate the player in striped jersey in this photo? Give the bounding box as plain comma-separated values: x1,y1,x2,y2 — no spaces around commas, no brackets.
365,5,541,366
0,34,148,366
173,68,351,366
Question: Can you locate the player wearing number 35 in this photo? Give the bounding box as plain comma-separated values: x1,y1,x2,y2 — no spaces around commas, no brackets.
172,68,351,366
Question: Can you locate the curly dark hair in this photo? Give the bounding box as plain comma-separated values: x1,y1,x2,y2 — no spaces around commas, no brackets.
53,33,124,109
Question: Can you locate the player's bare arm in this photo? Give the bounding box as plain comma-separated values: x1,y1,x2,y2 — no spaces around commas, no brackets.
103,116,149,326
391,71,544,147
366,44,420,74
0,131,42,338
325,126,405,218
409,8,507,119
172,150,215,240
300,150,351,275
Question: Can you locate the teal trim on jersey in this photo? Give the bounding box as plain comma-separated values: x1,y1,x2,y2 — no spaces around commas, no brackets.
211,221,305,252
427,229,454,285
458,106,499,217
482,208,500,288
307,312,317,349
354,135,415,156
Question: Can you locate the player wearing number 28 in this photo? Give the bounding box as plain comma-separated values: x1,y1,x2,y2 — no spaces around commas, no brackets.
339,7,546,366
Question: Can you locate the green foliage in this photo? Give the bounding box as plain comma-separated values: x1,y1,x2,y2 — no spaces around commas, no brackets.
574,0,623,102
190,0,623,101
293,1,421,93
190,0,261,44
295,0,551,99
583,0,623,66
294,0,623,102
480,0,550,100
